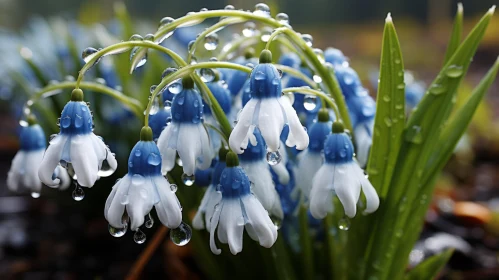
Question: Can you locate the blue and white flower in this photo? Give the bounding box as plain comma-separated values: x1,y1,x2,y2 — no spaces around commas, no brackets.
230,50,309,154
148,106,172,141
295,111,332,200
239,129,283,220
105,132,182,231
8,123,70,195
209,153,278,255
310,123,379,219
38,91,117,188
157,78,212,176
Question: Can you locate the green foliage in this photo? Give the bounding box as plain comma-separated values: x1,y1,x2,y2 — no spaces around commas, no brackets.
405,249,454,280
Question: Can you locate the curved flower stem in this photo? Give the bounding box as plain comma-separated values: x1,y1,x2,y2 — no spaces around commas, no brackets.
282,87,341,121
217,35,260,61
264,27,289,50
204,123,229,146
126,226,169,280
28,81,144,119
75,41,185,87
275,65,317,89
187,17,245,64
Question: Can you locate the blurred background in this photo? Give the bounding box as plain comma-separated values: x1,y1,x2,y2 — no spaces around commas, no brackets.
0,0,498,279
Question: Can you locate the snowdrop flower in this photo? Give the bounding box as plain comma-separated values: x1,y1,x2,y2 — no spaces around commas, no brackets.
38,89,117,188
310,122,379,219
324,47,348,67
204,78,232,156
105,127,182,234
238,129,283,220
230,50,309,154
193,152,227,231
334,64,362,99
295,110,332,200
157,77,212,176
8,120,70,196
148,106,172,141
209,151,278,255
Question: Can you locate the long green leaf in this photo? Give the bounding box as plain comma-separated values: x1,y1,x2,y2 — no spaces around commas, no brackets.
364,7,494,280
443,3,463,65
405,249,454,280
367,13,405,198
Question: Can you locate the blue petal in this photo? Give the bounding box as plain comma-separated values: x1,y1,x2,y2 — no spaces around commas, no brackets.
323,132,355,164
278,52,300,69
127,141,162,176
324,48,347,66
238,129,266,162
148,107,171,139
219,166,251,199
249,63,282,99
308,121,332,153
204,81,232,115
20,124,46,151
171,88,204,124
59,101,93,135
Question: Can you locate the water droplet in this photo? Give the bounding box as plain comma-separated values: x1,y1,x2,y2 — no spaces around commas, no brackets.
260,27,273,42
176,158,183,166
303,95,317,111
170,184,178,192
271,215,283,229
338,216,350,230
276,13,289,25
129,34,143,41
254,3,270,17
144,34,155,41
182,173,195,186
72,184,85,201
395,59,401,64
161,67,177,79
301,34,313,47
170,222,192,246
164,100,172,110
82,47,98,63
204,33,219,51
168,80,183,94
159,17,174,28
395,229,403,238
313,75,323,83
397,83,405,90
224,4,235,10
130,47,148,69
384,117,392,127
31,192,40,198
74,115,83,128
109,223,127,237
405,125,423,144
200,68,215,82
383,95,391,102
147,153,161,166
429,83,447,95
61,116,71,128
313,48,325,64
266,151,282,165
99,157,116,177
445,65,463,78
133,229,147,244
242,22,256,37
145,213,154,228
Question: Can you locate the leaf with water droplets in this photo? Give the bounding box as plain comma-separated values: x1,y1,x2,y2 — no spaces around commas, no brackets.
404,249,454,280
443,3,463,65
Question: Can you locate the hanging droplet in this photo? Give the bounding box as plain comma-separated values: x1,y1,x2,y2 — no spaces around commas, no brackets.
72,183,85,201
270,215,283,229
301,34,313,47
242,22,256,37
31,192,40,198
170,184,178,192
108,223,127,237
168,80,183,94
182,173,195,186
200,68,215,82
176,158,183,166
133,229,147,244
150,96,160,115
276,13,289,25
129,34,144,41
253,3,270,17
313,48,325,64
303,95,318,111
130,47,148,69
98,158,116,177
164,100,172,109
145,213,154,228
144,34,155,41
338,216,350,231
260,27,273,42
170,222,192,246
81,47,98,63
313,75,323,83
204,33,219,51
266,150,282,165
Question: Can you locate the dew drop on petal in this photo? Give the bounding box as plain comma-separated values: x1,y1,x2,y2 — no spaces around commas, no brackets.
270,215,283,229
170,221,192,246
168,80,183,94
147,153,161,166
145,213,154,228
61,116,71,128
133,228,147,244
72,183,85,201
74,115,83,128
170,184,178,192
182,173,195,186
266,151,282,165
108,223,127,237
338,216,350,231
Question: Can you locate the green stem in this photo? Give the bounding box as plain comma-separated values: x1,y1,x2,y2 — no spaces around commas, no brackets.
276,65,317,89
298,206,314,280
270,236,297,280
29,81,144,119
282,87,340,120
204,123,228,145
265,27,289,50
324,214,337,280
217,35,260,61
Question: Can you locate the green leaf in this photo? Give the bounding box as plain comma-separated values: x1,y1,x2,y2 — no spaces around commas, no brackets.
405,249,454,280
443,3,463,65
367,13,405,198
363,7,494,280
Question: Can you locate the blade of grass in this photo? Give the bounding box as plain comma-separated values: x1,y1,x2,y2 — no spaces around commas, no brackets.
443,3,463,65
298,206,314,280
405,249,454,280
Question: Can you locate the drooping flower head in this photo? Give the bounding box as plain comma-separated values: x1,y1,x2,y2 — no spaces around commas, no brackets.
105,127,182,235
309,122,379,219
209,151,278,255
8,117,70,196
157,77,212,177
38,89,117,188
230,50,309,154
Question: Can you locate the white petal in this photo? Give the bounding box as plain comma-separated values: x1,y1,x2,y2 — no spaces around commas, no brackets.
280,96,309,150
38,135,68,186
258,99,285,152
91,134,117,175
7,152,24,192
21,150,45,193
157,125,177,174
217,199,245,255
105,175,132,228
295,150,323,199
193,184,219,230
153,176,182,228
55,165,71,190
334,163,362,218
176,124,202,176
354,164,380,214
229,99,258,154
310,164,335,219
240,161,276,210
242,195,278,248
197,124,213,170
70,134,99,187
126,176,157,231
354,121,373,167
209,200,223,255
